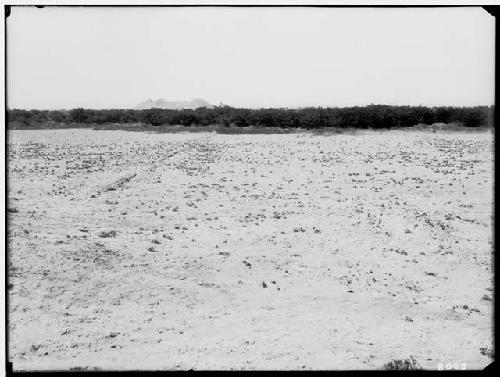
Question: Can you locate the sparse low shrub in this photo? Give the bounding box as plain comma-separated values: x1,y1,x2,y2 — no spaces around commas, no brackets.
383,357,422,370
98,230,117,238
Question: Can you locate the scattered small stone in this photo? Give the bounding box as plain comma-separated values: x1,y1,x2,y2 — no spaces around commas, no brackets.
482,294,492,301
405,316,414,322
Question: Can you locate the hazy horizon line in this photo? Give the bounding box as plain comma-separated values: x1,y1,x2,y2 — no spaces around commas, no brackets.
8,103,495,111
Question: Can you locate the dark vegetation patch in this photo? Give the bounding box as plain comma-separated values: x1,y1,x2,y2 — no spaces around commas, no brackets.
383,357,422,370
7,104,494,131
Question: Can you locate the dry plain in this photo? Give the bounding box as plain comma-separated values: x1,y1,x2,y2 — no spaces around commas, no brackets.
6,128,494,370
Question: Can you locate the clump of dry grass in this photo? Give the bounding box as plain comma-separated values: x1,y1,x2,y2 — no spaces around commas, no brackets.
480,347,494,358
383,356,422,370
98,230,117,238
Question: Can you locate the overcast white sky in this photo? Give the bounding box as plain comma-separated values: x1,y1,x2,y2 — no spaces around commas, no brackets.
7,6,495,109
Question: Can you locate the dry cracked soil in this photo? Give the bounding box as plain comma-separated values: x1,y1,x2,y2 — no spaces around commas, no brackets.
6,128,494,370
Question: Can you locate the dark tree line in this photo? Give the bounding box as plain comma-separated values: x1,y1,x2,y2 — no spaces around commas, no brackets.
7,105,494,129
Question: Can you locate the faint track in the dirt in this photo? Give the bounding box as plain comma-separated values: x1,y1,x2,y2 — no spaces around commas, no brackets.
140,135,221,179
88,136,217,197
92,173,138,197
91,138,209,197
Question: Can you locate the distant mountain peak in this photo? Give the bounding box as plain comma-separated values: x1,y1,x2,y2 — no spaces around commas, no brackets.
135,98,213,110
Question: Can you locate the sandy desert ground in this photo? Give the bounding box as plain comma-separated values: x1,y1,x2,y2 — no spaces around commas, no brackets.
6,128,494,370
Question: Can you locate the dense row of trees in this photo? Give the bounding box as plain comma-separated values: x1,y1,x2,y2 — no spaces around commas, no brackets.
7,105,494,129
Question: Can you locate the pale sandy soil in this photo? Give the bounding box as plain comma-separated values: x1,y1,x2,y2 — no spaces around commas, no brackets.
6,129,494,370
